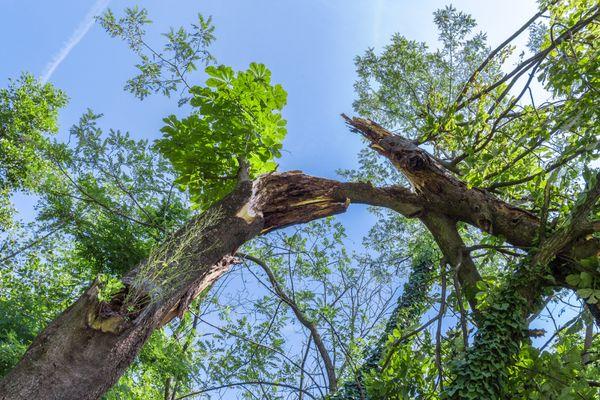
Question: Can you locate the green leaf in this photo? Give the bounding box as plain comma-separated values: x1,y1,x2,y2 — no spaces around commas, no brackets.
578,272,592,288
577,288,593,298
565,274,580,286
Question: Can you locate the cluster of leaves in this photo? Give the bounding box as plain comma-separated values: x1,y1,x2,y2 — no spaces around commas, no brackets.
0,89,190,389
360,259,438,400
445,288,600,400
508,336,600,399
0,75,73,375
566,256,600,304
0,239,91,375
156,63,287,208
460,0,598,209
38,110,191,276
442,283,528,399
353,5,490,142
96,274,126,303
98,7,215,103
0,73,67,227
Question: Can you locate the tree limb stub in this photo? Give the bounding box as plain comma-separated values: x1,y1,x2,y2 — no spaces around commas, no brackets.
342,114,541,248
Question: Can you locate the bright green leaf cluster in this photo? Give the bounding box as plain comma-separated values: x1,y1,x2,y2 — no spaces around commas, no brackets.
156,63,287,208
566,255,600,304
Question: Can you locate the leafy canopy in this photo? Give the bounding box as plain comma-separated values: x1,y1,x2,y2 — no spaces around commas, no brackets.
156,63,287,208
345,2,600,399
0,73,67,227
2,2,599,400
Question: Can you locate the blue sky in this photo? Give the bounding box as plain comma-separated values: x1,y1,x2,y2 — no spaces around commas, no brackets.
1,0,538,240
1,0,539,172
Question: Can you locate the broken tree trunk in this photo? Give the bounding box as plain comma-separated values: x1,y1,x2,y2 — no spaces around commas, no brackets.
0,172,420,400
1,118,596,400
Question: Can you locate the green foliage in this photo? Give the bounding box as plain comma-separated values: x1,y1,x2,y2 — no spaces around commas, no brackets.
99,7,215,103
0,73,67,227
0,110,198,400
2,2,599,399
566,269,600,304
354,5,489,140
346,2,600,399
366,333,436,400
156,63,287,208
540,0,599,98
39,110,190,276
0,73,67,189
442,284,528,399
0,106,191,388
502,305,600,400
0,240,92,375
361,259,438,400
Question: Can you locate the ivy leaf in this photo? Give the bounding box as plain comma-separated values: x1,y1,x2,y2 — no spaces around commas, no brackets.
578,272,592,288
565,274,580,286
576,288,593,298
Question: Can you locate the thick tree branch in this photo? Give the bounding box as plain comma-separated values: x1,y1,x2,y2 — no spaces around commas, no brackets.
343,115,600,323
0,171,423,400
421,213,481,312
343,115,540,248
534,171,600,267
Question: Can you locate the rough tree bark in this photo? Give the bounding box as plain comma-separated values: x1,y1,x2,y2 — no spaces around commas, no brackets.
0,172,419,400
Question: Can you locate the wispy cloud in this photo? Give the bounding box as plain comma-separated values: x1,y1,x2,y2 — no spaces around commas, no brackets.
41,0,111,83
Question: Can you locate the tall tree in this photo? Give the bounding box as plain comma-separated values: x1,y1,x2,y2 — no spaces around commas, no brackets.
0,1,598,399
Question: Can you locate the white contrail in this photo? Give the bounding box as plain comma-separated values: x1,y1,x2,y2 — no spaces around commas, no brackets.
41,0,111,83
